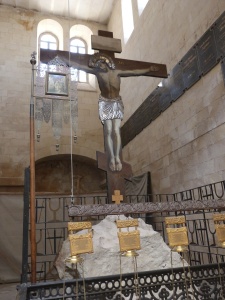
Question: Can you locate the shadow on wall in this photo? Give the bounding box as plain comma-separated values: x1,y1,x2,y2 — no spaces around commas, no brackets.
35,154,106,194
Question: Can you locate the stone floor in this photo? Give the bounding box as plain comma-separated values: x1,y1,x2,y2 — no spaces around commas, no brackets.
0,283,18,300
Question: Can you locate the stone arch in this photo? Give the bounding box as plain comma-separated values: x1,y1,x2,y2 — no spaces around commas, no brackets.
35,154,106,195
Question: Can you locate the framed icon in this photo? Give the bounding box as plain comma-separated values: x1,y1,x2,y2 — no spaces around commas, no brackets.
45,72,68,96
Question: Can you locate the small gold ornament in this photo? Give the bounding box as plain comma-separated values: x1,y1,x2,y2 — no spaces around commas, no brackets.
112,190,123,204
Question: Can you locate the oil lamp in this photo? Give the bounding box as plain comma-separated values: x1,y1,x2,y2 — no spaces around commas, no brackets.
165,216,189,252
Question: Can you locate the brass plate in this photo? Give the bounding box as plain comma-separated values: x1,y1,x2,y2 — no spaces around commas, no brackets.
166,227,189,248
215,224,225,242
69,232,93,255
118,230,141,252
68,221,92,231
116,219,139,228
213,214,225,221
165,216,186,225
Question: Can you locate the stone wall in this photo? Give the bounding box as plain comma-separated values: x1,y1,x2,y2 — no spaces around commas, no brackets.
0,5,106,192
108,0,225,193
35,155,105,194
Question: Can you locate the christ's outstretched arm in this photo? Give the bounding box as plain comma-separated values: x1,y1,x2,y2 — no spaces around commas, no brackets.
40,49,95,74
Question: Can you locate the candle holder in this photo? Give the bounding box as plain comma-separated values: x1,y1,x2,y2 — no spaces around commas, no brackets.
116,218,141,299
66,221,93,264
116,219,141,256
165,216,189,252
213,213,225,248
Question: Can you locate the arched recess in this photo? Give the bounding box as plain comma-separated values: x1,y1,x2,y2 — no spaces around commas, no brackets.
35,154,106,195
37,19,63,55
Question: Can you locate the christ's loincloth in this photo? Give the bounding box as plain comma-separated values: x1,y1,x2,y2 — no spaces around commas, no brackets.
98,94,124,124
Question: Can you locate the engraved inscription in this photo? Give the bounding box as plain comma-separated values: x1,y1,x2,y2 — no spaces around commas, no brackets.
197,30,217,74
169,63,184,101
214,12,225,58
182,47,200,89
167,227,189,247
118,231,141,252
69,232,93,255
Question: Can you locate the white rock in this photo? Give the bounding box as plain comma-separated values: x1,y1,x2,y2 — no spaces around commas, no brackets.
55,215,185,279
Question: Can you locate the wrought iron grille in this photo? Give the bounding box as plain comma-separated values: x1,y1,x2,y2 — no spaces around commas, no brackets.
20,263,225,300
22,170,225,283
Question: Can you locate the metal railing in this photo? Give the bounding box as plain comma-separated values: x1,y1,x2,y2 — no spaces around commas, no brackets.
21,169,225,284
18,262,225,299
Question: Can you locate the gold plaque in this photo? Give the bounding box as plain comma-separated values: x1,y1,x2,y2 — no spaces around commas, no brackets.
116,219,139,228
165,216,186,225
166,227,189,248
213,214,225,247
69,232,93,255
215,224,225,243
213,213,225,221
165,215,189,252
118,230,141,252
68,221,92,232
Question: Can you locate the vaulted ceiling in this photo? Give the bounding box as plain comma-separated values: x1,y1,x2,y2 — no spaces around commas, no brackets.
0,0,116,24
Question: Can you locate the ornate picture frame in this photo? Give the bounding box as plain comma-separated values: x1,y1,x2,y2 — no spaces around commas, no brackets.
45,72,68,96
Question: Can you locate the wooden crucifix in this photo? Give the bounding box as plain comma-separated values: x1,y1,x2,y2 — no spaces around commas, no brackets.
40,30,167,203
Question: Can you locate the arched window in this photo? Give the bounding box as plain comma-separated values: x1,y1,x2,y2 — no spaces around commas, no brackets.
121,0,134,43
70,38,87,83
70,38,86,54
37,19,63,62
39,33,58,50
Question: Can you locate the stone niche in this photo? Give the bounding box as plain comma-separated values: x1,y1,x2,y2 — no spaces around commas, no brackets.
35,154,106,194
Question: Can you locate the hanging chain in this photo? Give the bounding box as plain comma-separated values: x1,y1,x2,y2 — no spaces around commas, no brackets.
80,260,87,300
181,253,191,300
75,263,79,299
217,246,225,299
119,255,123,300
170,251,175,299
133,256,140,299
62,262,66,300
186,251,194,299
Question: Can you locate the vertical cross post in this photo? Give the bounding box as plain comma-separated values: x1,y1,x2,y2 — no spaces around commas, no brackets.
97,151,132,203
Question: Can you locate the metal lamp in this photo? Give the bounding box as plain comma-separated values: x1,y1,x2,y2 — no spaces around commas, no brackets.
213,213,225,248
66,221,93,264
117,218,141,299
165,216,189,252
116,219,141,257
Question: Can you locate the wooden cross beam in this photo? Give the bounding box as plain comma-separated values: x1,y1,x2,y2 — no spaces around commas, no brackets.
40,30,167,79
